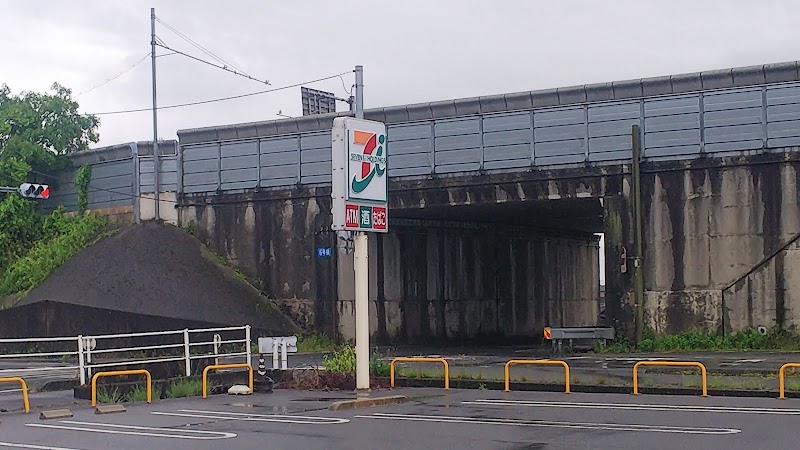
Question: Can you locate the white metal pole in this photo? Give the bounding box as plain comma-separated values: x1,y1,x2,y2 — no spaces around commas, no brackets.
281,340,288,370
245,325,252,366
353,64,370,391
77,335,85,386
354,232,370,390
183,329,191,376
272,340,279,369
85,338,92,380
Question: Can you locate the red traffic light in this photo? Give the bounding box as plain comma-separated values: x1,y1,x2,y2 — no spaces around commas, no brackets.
18,183,50,199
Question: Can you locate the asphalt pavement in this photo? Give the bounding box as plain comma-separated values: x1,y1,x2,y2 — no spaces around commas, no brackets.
1,387,800,449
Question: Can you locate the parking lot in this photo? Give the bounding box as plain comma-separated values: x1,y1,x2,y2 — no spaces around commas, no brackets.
2,388,800,449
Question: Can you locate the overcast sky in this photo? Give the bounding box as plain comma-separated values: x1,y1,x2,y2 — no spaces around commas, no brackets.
2,0,799,148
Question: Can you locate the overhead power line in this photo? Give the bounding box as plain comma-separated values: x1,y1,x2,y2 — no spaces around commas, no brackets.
154,16,250,77
86,71,352,116
155,42,270,86
75,53,151,97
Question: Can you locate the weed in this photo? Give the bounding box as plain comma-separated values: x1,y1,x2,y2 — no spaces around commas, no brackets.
126,385,150,403
599,327,800,353
742,379,764,391
297,333,336,353
786,380,800,392
323,345,356,374
708,377,732,390
478,383,487,390
165,379,203,399
596,375,606,385
369,352,390,377
96,387,124,404
519,376,529,382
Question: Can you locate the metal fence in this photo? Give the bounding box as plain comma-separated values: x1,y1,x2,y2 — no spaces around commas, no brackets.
179,81,800,194
0,325,251,386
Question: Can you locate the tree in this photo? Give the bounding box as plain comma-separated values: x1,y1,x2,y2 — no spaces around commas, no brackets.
0,83,99,186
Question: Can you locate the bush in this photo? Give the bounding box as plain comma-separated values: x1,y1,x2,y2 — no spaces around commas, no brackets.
323,345,356,374
0,209,108,296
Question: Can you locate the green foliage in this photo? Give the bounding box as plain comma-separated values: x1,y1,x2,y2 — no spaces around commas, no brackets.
96,387,124,404
0,211,107,296
598,327,800,353
0,83,99,194
369,352,390,377
126,385,150,403
323,345,356,374
165,379,203,399
0,194,44,269
74,164,91,212
297,333,336,353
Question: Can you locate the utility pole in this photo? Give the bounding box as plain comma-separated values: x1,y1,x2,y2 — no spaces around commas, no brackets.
352,65,370,391
631,125,645,343
150,7,160,221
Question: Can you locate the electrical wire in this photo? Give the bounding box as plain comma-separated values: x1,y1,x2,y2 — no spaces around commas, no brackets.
155,16,250,77
339,74,353,96
155,42,270,86
75,53,151,98
86,71,351,116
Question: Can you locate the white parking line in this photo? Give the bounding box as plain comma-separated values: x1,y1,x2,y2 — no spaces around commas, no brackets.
152,409,350,424
464,399,800,415
25,421,236,440
0,443,85,450
355,413,741,434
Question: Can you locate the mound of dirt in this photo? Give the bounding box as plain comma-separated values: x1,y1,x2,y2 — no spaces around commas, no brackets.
17,221,299,334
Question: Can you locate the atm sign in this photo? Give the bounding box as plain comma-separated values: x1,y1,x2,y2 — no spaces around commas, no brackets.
345,204,359,228
344,204,387,232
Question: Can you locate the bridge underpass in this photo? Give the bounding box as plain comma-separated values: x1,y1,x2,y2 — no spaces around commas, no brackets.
336,192,605,344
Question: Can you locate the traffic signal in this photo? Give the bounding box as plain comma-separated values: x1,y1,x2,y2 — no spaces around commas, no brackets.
18,183,50,199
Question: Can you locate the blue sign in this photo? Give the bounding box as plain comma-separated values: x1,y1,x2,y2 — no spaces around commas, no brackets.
316,247,332,258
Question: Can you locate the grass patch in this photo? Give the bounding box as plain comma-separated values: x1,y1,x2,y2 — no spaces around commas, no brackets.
126,385,150,403
297,333,336,353
165,379,203,399
96,387,124,404
598,327,800,353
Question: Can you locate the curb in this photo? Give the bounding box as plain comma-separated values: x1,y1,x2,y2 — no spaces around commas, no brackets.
329,395,409,411
382,377,800,398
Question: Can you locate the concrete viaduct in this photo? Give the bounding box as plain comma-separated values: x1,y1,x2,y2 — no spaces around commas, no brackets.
49,60,800,344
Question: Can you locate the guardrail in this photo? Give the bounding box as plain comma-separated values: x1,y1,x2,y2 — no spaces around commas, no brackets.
390,357,450,390
778,362,800,399
504,359,570,393
0,376,30,413
0,335,82,382
202,363,253,398
91,369,152,407
633,361,708,397
0,325,251,387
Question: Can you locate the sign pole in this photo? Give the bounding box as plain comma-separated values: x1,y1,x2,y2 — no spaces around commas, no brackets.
352,65,370,391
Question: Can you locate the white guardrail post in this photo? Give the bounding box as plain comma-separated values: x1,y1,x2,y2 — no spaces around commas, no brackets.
183,329,191,377
77,335,85,385
245,325,252,366
85,337,93,380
